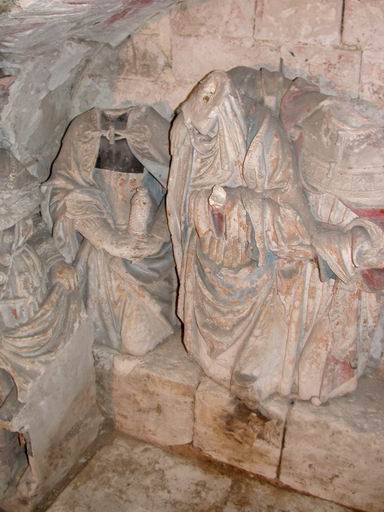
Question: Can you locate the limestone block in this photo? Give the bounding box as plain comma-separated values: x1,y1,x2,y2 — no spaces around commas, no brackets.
281,44,361,97
93,345,118,419
172,35,279,84
119,33,171,79
139,12,171,36
113,331,201,445
254,0,343,46
114,75,195,111
193,377,289,480
360,50,384,108
280,375,384,512
343,0,384,50
170,0,255,39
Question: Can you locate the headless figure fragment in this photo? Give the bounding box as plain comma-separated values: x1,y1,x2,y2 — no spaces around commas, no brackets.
44,107,178,355
168,70,384,408
0,149,79,498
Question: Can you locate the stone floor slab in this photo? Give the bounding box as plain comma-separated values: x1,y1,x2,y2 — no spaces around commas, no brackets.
46,434,352,512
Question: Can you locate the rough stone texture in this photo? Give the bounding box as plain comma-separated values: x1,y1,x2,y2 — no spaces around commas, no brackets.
47,434,352,512
113,331,201,445
281,44,361,97
0,0,383,180
0,0,180,180
170,0,255,39
360,50,384,107
172,35,279,84
193,378,289,480
0,318,103,512
343,0,384,50
68,0,384,119
93,345,117,420
120,33,171,79
254,0,343,46
280,375,384,512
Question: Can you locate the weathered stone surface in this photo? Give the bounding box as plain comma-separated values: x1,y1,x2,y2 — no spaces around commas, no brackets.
47,435,351,512
280,375,384,512
0,318,103,512
171,0,255,39
172,35,279,83
119,33,171,79
113,75,194,112
281,44,361,97
70,36,183,120
93,345,118,419
343,0,384,50
113,331,201,445
254,0,343,46
360,50,384,108
0,0,180,181
193,377,289,480
44,106,177,356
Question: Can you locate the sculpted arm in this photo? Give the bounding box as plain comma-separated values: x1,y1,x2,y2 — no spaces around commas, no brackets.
30,215,78,291
74,216,163,261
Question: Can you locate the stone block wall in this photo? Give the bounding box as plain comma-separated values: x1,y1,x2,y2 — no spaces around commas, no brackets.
72,0,384,115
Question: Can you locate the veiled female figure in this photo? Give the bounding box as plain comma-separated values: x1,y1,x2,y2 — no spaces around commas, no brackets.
168,71,384,406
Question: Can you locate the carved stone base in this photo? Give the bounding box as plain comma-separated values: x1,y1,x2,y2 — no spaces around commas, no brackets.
0,317,103,512
94,331,201,446
95,330,384,512
194,377,289,480
280,374,384,512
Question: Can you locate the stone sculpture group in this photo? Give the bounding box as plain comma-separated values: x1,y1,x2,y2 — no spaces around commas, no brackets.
1,66,384,499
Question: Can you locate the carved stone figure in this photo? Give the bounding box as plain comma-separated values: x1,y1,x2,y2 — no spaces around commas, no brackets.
168,70,384,407
0,149,79,498
43,107,177,355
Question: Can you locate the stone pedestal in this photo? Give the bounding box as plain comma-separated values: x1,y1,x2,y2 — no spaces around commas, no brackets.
93,333,384,512
0,316,103,512
110,331,202,445
193,377,289,480
280,374,384,512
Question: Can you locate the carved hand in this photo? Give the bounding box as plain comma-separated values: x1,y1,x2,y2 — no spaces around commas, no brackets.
352,226,384,269
50,261,78,291
196,187,251,268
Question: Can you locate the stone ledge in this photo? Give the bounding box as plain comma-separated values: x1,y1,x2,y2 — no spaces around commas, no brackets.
280,373,384,512
95,331,384,512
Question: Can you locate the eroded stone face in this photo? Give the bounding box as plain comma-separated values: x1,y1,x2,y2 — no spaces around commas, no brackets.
167,67,384,407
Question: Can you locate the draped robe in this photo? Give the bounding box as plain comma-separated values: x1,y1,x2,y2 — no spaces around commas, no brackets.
168,71,383,405
43,107,177,355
